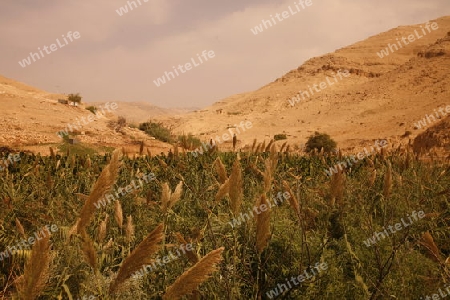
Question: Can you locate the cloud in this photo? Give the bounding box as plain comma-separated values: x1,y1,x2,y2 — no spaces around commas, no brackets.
0,0,448,107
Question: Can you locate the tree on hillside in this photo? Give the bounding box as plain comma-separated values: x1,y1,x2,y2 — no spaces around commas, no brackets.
68,93,82,106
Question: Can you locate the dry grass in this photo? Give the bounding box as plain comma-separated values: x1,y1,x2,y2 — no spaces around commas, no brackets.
16,234,52,300
228,159,243,215
256,194,271,253
214,157,228,184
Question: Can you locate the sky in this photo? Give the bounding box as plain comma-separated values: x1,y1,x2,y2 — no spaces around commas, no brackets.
0,0,449,108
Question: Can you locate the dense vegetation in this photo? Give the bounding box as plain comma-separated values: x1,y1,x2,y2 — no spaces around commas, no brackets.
139,121,174,143
0,144,449,299
305,132,337,153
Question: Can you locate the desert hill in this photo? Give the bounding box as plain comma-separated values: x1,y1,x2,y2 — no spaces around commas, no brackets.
0,75,171,154
158,16,450,153
1,17,449,156
87,101,197,124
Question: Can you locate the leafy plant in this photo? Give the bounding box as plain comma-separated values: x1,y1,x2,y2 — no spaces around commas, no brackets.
305,131,337,153
67,93,82,104
139,121,173,143
85,106,97,114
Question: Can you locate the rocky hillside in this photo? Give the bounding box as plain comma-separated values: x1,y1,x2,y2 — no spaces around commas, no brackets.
159,16,450,152
0,75,170,154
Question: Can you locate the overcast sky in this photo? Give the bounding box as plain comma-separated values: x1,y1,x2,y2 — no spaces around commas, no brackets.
0,0,449,108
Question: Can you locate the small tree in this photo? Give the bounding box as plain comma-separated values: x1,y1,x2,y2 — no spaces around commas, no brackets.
305,132,337,153
68,93,82,105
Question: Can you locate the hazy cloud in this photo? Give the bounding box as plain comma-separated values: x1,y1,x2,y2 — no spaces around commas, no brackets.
0,0,448,107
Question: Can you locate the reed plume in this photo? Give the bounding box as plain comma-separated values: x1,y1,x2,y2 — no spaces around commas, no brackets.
16,234,52,300
229,159,243,215
420,231,441,263
170,181,183,209
77,150,121,234
215,179,230,202
330,168,345,207
125,215,135,243
255,143,261,154
161,181,183,213
163,247,224,300
175,232,199,264
15,217,25,237
269,143,278,170
251,139,257,154
49,147,55,159
256,195,271,253
263,159,273,193
383,161,392,198
282,181,300,219
81,232,97,270
157,157,168,168
68,218,80,241
285,145,290,153
368,168,377,187
109,224,164,294
115,200,123,229
214,157,228,184
265,139,274,152
161,182,171,212
279,141,287,153
98,214,108,243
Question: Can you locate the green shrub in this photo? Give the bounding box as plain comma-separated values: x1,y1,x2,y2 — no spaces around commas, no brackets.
305,131,337,153
86,106,97,114
274,134,287,141
178,134,202,150
139,121,173,143
68,93,82,104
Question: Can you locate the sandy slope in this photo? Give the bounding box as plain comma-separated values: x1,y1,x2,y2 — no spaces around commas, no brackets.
0,75,171,154
158,16,450,153
87,101,198,124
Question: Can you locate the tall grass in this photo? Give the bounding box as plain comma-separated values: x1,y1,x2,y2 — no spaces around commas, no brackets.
0,146,448,299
